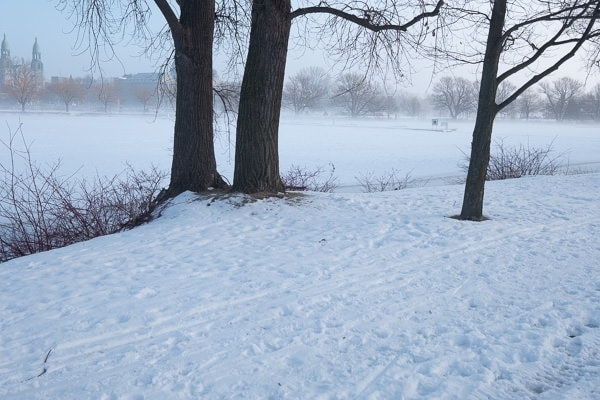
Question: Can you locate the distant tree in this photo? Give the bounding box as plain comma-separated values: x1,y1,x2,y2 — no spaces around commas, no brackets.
381,95,399,118
8,63,41,111
517,89,542,120
495,80,518,118
583,83,600,121
212,79,240,158
539,77,584,120
47,77,85,112
158,66,177,110
133,86,156,112
332,72,386,117
397,92,422,117
283,66,330,113
213,79,240,140
96,81,120,113
431,76,477,119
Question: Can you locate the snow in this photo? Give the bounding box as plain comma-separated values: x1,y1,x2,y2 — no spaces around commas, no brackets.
1,111,599,399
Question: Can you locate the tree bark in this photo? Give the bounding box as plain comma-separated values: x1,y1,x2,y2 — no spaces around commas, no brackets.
232,0,291,194
459,0,506,220
163,0,227,198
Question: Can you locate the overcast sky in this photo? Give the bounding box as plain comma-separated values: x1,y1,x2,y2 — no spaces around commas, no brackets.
0,1,452,92
2,2,597,94
2,1,160,78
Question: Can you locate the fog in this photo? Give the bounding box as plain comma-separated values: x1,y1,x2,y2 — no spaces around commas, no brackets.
3,2,597,96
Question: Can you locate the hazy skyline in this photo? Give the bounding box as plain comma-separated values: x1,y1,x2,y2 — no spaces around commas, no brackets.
2,2,597,93
2,2,160,78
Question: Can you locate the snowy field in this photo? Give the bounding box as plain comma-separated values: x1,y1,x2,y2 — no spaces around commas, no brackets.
1,111,599,188
0,111,599,399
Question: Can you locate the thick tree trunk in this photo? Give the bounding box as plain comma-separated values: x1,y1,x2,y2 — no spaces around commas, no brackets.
460,103,496,220
459,0,506,220
232,0,291,194
164,0,227,198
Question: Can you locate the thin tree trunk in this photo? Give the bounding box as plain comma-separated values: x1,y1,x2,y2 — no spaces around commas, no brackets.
459,0,506,220
164,0,227,198
232,0,291,194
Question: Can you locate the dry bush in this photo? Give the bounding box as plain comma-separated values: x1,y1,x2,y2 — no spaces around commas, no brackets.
461,139,564,181
0,124,167,263
281,163,338,192
356,169,414,192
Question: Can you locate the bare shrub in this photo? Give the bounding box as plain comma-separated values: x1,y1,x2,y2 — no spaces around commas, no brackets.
0,124,167,263
461,139,563,181
356,169,414,192
281,163,338,192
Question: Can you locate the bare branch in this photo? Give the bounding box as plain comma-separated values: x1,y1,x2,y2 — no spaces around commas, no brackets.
153,0,181,35
498,1,600,111
291,0,444,32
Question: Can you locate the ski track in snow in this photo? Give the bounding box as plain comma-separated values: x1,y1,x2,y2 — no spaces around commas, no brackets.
1,113,599,399
1,173,599,399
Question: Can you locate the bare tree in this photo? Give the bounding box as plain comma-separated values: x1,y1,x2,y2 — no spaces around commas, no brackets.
381,95,399,118
213,80,240,114
496,80,518,118
8,62,42,111
59,1,443,196
332,72,386,117
56,1,240,198
232,0,291,193
539,77,584,121
47,76,85,112
232,0,444,193
397,92,423,117
453,0,600,220
96,81,120,113
213,79,240,153
283,66,330,113
517,89,542,120
133,86,156,112
431,76,477,119
157,66,177,110
583,83,600,121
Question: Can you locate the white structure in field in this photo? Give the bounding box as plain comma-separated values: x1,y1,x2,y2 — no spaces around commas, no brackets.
431,118,450,132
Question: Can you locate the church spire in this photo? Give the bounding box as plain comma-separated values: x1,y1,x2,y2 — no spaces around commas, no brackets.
32,37,41,61
1,34,10,58
30,37,43,79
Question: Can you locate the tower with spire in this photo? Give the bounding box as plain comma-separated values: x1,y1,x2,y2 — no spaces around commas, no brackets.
0,34,13,88
31,37,44,85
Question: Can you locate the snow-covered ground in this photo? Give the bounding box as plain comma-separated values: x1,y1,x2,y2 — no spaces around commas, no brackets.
1,112,599,399
2,111,599,188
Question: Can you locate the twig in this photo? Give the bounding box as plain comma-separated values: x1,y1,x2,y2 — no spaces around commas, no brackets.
24,348,53,381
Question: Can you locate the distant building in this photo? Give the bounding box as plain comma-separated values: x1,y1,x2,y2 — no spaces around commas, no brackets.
0,34,44,91
118,72,160,106
31,38,43,77
121,72,159,87
0,34,12,88
119,73,160,93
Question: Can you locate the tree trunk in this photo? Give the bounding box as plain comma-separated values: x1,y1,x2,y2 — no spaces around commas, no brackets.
459,0,506,220
232,0,291,194
164,0,227,198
